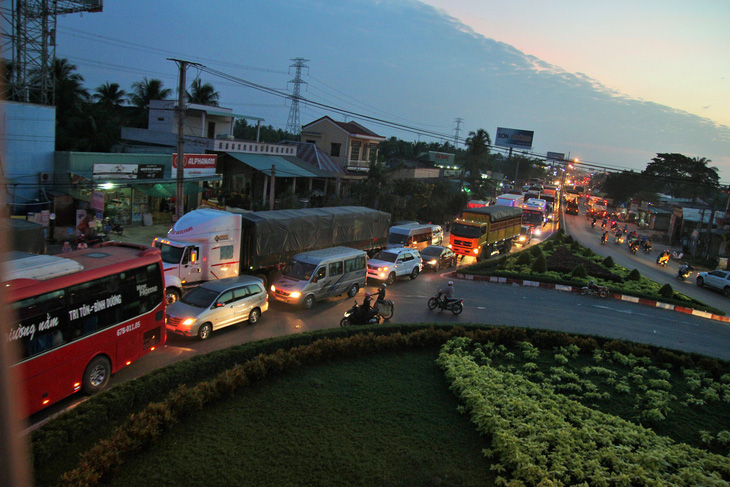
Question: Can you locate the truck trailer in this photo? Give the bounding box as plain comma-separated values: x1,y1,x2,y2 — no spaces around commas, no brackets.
495,193,524,208
153,206,391,303
449,205,522,261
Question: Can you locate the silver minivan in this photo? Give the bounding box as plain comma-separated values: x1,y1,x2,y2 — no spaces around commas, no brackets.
387,223,433,251
270,247,367,309
166,275,269,340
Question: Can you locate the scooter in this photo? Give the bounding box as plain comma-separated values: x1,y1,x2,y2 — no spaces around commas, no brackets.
581,282,610,298
427,290,464,315
628,240,639,254
600,233,608,245
675,265,693,281
656,251,670,267
642,242,652,253
340,301,382,327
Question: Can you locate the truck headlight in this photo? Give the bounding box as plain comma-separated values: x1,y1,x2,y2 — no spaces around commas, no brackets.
473,248,479,254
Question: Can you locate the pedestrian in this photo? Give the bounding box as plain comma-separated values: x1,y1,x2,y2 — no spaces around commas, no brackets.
61,241,72,253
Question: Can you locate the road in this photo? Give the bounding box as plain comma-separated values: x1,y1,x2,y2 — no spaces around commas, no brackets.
26,215,730,429
563,201,730,315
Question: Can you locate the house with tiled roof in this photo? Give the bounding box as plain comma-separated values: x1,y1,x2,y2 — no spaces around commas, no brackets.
300,116,385,173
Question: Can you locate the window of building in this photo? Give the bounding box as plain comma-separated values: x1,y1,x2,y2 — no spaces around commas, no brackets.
350,141,361,161
331,143,341,157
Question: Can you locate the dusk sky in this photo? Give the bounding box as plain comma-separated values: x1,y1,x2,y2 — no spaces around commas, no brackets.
55,0,730,180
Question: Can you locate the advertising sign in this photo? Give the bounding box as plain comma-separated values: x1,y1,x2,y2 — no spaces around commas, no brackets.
137,164,165,179
495,127,534,150
172,154,218,178
93,164,138,179
546,152,565,163
91,191,105,212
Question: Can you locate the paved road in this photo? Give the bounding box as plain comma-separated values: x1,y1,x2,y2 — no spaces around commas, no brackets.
26,215,730,429
563,204,730,315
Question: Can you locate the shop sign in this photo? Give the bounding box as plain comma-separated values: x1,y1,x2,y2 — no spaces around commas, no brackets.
93,164,138,180
91,191,105,212
137,164,165,179
172,154,218,177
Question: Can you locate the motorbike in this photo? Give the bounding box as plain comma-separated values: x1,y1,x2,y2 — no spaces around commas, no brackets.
581,282,610,298
628,240,639,254
591,220,596,229
614,234,625,244
104,219,124,235
675,265,694,281
656,252,670,267
643,242,652,253
72,232,109,248
600,234,608,245
427,290,464,315
340,300,382,327
375,297,394,320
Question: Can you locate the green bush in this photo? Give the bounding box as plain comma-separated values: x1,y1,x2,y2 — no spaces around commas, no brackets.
564,235,574,244
603,256,615,267
628,269,642,281
530,245,543,257
571,240,581,251
516,252,532,265
571,264,588,278
659,283,674,299
543,241,555,252
531,254,547,273
497,256,508,269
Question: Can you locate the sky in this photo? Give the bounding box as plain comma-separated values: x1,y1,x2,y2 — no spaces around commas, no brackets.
51,0,730,180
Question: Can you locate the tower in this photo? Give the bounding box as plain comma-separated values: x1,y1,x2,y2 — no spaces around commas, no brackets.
285,57,309,136
453,117,464,147
1,0,103,104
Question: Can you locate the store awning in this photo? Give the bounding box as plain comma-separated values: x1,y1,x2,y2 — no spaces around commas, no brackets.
135,182,206,198
226,153,322,178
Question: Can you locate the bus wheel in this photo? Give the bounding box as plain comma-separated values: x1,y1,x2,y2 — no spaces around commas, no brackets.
166,288,180,305
82,356,111,395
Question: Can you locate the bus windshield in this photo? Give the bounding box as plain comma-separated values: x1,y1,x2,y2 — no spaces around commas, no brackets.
522,210,544,226
282,260,317,281
451,223,481,239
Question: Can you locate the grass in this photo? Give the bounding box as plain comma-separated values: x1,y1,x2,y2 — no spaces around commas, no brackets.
104,349,496,487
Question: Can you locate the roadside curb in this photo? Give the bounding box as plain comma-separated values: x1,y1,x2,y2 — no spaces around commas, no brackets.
451,272,730,323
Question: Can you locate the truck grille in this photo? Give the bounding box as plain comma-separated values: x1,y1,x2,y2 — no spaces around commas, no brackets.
454,239,471,247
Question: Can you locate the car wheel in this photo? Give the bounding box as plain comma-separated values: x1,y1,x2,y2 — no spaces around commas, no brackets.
248,308,261,324
386,272,396,285
410,267,419,280
82,356,111,395
197,323,212,340
166,288,180,305
303,294,315,309
697,277,704,287
347,283,359,298
433,262,440,272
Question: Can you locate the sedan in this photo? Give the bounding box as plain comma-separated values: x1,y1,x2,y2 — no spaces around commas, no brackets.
696,269,730,297
166,276,269,340
420,245,457,272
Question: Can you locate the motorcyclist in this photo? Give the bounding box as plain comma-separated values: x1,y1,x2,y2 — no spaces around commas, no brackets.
591,217,597,228
601,231,609,244
358,292,373,322
376,284,386,303
678,262,692,277
442,281,455,308
601,218,608,229
629,239,639,252
658,249,670,265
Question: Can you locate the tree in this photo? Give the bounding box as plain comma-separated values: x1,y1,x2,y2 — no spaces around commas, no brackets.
187,78,219,106
601,171,646,203
642,153,719,201
460,129,491,190
128,77,172,109
46,59,90,150
92,82,127,107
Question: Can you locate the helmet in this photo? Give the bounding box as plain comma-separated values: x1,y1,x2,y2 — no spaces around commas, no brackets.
364,292,371,297
448,281,453,286
380,283,387,289
589,280,595,285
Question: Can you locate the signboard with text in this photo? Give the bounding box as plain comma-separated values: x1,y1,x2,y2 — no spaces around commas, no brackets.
93,163,165,180
546,152,565,163
495,127,534,150
172,154,218,178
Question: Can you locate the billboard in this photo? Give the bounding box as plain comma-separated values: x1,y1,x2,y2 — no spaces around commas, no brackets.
546,152,565,163
495,127,534,150
172,154,218,177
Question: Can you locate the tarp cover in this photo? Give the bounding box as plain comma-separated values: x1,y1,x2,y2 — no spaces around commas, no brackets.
2,219,46,254
463,205,523,222
240,206,391,269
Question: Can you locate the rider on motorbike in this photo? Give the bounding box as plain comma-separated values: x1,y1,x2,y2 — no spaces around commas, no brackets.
678,262,693,277
601,231,609,243
358,292,374,321
442,281,455,307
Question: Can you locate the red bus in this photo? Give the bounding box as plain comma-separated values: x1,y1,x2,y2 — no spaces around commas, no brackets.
3,242,166,416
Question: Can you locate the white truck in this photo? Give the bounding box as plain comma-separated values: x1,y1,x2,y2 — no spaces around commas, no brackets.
153,206,390,304
495,193,524,208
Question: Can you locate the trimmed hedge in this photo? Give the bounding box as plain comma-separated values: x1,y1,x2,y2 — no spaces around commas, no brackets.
33,324,730,487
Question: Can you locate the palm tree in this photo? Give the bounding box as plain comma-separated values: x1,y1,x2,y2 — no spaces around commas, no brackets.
460,129,492,191
92,82,127,107
187,78,219,106
128,77,173,109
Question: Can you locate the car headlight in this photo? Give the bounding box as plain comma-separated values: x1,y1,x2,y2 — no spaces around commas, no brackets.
519,236,526,242
428,259,437,265
534,229,542,236
182,318,197,326
270,285,277,292
290,291,301,299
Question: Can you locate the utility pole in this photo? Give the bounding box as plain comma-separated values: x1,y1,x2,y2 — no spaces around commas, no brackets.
169,58,202,220
269,165,276,210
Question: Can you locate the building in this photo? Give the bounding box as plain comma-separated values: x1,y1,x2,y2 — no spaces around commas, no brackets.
300,116,385,172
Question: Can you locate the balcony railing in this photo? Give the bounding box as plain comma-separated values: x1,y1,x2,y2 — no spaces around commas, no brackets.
213,139,296,156
345,159,370,172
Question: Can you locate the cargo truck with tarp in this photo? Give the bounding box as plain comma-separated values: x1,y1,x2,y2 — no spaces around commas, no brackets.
449,205,522,261
153,206,390,304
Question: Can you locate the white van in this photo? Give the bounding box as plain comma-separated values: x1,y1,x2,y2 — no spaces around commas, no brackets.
387,223,433,251
269,247,367,309
431,225,443,245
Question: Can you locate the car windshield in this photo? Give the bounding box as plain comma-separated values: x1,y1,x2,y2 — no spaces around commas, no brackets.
421,247,442,257
451,223,481,239
282,260,317,281
388,233,408,244
180,287,220,308
373,251,398,263
156,242,185,264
